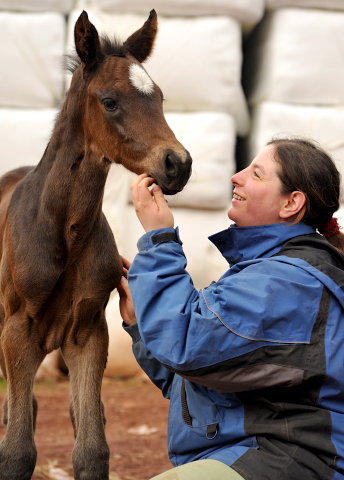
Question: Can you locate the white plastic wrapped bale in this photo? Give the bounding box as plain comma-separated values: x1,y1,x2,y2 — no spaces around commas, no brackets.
0,12,66,108
84,0,265,26
125,112,236,210
102,164,147,379
102,164,133,257
247,101,344,198
334,205,344,227
244,8,344,107
0,0,74,14
267,0,344,10
0,108,58,176
67,8,250,135
165,112,236,209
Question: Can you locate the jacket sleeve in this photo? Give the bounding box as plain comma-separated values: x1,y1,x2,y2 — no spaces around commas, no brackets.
128,228,324,393
123,322,174,399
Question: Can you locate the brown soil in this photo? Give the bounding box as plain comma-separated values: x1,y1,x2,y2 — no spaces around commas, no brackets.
0,377,172,480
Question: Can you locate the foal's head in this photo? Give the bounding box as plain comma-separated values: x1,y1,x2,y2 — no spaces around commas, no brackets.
71,10,192,195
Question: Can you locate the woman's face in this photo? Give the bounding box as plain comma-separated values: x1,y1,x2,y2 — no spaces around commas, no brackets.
228,144,290,227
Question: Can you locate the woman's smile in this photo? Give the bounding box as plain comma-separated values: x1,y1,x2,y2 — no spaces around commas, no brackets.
233,192,245,201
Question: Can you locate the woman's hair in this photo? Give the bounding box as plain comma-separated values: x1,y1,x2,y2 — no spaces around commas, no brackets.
268,136,344,252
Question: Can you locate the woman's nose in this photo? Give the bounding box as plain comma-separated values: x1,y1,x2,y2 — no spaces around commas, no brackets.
231,168,245,186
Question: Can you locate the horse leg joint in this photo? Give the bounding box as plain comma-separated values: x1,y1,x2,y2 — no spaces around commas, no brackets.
72,442,110,480
0,438,37,480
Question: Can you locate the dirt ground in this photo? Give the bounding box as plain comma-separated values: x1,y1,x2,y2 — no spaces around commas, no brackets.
0,376,172,480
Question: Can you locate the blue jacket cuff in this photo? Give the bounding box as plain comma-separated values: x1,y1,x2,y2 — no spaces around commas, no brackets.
137,227,182,252
122,322,141,343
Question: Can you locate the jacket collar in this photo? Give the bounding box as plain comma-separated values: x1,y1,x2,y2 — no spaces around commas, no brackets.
209,222,316,265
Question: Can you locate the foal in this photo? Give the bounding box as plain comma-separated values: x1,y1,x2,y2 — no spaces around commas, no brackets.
0,10,191,480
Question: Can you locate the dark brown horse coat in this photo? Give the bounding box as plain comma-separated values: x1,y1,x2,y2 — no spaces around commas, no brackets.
0,10,191,480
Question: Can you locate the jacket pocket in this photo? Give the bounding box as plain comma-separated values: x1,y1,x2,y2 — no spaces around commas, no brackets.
181,379,220,439
167,376,258,464
180,378,245,432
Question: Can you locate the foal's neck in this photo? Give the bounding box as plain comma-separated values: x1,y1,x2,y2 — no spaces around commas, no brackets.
36,70,111,234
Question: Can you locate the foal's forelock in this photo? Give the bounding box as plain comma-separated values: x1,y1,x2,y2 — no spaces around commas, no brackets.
65,35,126,75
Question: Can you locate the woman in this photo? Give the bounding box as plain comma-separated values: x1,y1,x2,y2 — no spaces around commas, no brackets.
117,137,344,480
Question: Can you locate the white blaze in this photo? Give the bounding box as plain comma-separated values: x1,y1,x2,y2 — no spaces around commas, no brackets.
129,63,154,95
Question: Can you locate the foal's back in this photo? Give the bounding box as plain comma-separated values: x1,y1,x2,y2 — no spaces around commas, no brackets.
0,167,33,262
0,167,32,212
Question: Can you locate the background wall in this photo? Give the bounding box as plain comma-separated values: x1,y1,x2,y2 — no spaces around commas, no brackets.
0,0,343,378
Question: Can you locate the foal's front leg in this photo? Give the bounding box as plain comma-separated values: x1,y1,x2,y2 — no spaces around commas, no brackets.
62,309,110,480
0,313,42,480
2,391,38,432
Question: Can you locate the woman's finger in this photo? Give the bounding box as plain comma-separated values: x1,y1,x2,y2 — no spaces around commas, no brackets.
119,275,131,297
151,185,167,210
136,176,155,206
118,276,137,325
120,255,131,270
131,173,149,206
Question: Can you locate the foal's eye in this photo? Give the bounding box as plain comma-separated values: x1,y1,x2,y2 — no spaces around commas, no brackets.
103,99,117,111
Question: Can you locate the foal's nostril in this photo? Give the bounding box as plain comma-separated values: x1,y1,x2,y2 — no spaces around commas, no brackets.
154,150,192,194
164,152,178,178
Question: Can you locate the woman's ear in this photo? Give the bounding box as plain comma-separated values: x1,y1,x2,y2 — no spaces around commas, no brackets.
279,191,306,220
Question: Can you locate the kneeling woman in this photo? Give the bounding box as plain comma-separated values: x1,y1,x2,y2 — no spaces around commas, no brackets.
118,137,344,480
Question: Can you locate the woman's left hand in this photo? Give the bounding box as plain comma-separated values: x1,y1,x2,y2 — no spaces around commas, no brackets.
117,256,137,326
131,174,174,232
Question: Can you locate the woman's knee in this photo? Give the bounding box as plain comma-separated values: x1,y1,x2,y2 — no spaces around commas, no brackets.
150,459,244,480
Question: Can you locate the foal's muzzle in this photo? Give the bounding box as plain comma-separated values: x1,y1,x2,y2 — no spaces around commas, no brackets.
153,150,192,195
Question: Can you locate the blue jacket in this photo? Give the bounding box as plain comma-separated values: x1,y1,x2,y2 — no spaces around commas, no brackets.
124,222,344,480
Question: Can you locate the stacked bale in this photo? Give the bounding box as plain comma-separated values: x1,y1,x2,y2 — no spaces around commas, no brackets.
243,2,344,217
0,8,67,174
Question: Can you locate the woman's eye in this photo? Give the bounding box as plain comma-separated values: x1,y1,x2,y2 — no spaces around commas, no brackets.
253,171,259,178
103,99,117,111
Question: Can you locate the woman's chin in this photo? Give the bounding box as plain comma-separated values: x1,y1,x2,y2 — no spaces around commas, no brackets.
227,210,248,228
227,206,238,223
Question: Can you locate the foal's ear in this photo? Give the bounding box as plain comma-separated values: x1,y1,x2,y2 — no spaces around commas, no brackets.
123,10,158,63
74,11,102,74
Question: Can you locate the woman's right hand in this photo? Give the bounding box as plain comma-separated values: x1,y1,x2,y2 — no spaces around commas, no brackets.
130,174,174,233
117,256,137,326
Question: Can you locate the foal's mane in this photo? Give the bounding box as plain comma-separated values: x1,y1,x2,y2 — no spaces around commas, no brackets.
65,35,126,74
